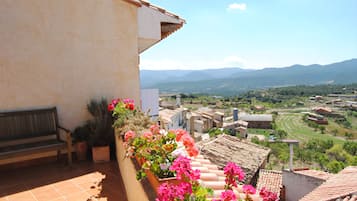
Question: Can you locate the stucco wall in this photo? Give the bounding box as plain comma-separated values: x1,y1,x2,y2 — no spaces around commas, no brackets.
282,170,325,201
116,136,149,201
0,0,140,131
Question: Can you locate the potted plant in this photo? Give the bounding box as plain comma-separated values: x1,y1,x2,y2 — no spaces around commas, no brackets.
123,126,199,191
87,98,114,163
73,124,90,161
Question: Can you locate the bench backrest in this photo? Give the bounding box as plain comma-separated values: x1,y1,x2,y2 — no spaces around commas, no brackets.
0,107,59,141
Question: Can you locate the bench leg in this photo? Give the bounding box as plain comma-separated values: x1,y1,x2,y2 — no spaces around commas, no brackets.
57,150,61,161
66,134,73,165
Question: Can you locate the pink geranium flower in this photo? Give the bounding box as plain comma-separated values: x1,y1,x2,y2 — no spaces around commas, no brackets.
124,130,135,142
143,131,153,140
150,124,160,134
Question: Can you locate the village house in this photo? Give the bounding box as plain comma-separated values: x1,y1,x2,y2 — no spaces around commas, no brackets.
159,107,188,130
223,120,249,138
312,107,332,115
306,112,328,125
198,135,271,185
283,168,333,201
300,166,357,201
239,114,273,129
252,105,266,112
188,109,225,134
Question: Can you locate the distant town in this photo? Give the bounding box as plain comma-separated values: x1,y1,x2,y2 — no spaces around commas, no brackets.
141,83,357,201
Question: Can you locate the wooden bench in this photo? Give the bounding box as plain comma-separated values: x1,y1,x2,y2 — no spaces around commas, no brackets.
0,107,72,165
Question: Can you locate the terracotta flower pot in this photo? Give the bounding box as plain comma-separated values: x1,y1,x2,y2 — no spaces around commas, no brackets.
145,170,179,193
92,146,110,163
75,141,88,161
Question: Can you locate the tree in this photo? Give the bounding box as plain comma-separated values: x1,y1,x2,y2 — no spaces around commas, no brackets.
319,126,326,134
275,129,288,139
345,132,353,139
343,141,357,155
326,160,345,173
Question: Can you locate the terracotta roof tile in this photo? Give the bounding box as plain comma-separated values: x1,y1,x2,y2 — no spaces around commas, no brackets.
198,135,270,183
191,155,267,201
300,166,357,201
256,169,282,196
295,169,333,181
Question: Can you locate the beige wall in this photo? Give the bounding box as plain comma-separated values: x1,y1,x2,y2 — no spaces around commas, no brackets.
116,136,149,201
0,0,141,130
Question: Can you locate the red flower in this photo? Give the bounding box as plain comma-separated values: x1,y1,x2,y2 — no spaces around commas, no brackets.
108,103,115,111
187,146,199,157
182,135,195,148
126,103,135,111
175,129,187,141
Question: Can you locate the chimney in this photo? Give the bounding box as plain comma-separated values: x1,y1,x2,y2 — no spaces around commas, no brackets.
233,108,238,121
176,94,181,107
285,140,299,171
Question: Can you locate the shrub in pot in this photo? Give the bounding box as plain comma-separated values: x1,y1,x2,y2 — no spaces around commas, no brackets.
87,98,114,163
73,124,90,161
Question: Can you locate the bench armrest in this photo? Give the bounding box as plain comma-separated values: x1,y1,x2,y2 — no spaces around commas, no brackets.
58,125,71,134
57,125,72,165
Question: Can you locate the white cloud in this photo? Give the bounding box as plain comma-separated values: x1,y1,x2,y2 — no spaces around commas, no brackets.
227,3,247,11
140,56,249,70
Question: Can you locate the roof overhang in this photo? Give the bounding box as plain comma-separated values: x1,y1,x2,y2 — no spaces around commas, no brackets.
137,0,185,53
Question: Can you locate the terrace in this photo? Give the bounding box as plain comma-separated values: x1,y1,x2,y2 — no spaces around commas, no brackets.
0,161,127,201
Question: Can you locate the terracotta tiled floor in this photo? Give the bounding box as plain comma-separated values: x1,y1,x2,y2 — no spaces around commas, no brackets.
0,161,127,201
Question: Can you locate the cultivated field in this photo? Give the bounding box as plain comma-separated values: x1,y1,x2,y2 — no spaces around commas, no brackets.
275,113,344,144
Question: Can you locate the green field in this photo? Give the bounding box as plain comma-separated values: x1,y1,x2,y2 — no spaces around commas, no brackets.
275,113,344,144
247,128,273,137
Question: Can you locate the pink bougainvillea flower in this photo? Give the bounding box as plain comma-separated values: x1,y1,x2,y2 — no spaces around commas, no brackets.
220,190,236,201
223,162,245,187
150,124,160,134
124,130,135,142
143,131,153,140
259,187,278,201
243,184,256,195
107,103,115,112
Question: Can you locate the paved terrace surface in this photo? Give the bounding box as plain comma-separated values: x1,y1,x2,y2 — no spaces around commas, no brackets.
0,161,127,201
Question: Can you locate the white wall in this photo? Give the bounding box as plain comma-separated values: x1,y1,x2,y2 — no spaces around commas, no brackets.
282,170,325,201
141,89,159,117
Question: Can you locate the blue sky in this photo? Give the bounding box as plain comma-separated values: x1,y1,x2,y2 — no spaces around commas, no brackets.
140,0,357,70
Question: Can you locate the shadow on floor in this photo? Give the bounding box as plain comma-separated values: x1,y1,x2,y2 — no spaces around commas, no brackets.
0,160,128,201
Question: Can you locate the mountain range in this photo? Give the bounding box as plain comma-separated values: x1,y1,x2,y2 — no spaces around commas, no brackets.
140,58,357,96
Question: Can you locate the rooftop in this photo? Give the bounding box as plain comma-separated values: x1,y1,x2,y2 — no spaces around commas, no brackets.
294,168,333,181
239,114,273,122
300,166,357,201
191,155,264,201
159,108,184,123
198,135,271,183
256,169,282,197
